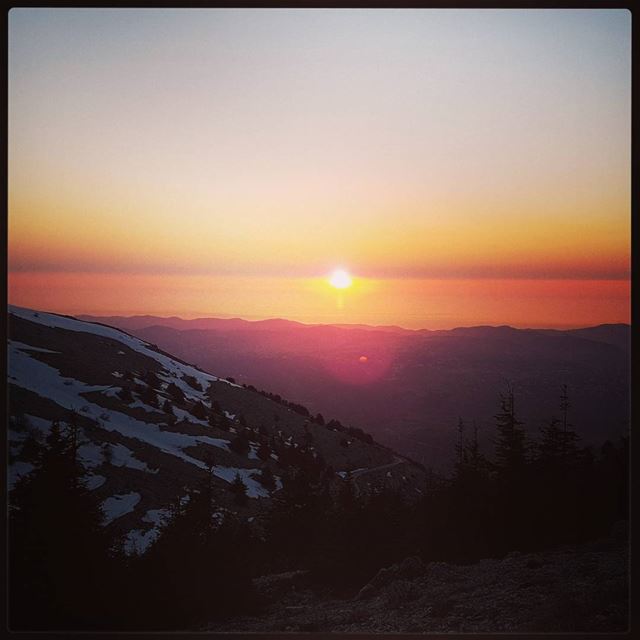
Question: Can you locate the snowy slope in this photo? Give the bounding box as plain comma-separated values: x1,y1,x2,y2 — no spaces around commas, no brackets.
7,306,423,554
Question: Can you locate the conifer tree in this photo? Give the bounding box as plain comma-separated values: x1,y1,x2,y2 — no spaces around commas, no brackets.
190,400,207,420
257,441,271,461
230,430,250,454
166,382,186,406
140,384,157,407
143,370,162,389
162,398,173,415
230,473,249,506
494,386,527,474
257,466,277,491
538,386,579,467
118,385,134,404
9,420,119,629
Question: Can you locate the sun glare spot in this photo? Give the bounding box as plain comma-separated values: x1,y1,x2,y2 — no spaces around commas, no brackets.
329,269,353,289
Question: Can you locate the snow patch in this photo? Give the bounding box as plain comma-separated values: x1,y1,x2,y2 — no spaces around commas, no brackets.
9,306,219,393
142,507,172,527
102,492,141,524
129,398,161,413
22,414,54,434
124,528,159,555
8,341,60,354
213,467,268,498
173,406,208,426
77,442,104,468
248,446,260,460
102,386,122,398
109,443,158,474
85,474,107,490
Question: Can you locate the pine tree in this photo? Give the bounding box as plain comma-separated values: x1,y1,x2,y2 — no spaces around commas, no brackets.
101,442,114,465
140,384,157,407
257,441,271,461
494,386,527,474
190,401,207,420
218,414,231,432
143,370,162,389
257,466,277,492
538,386,579,467
230,473,249,506
230,430,250,455
9,420,120,629
454,417,466,471
166,382,186,406
137,463,256,626
183,374,203,391
118,386,134,404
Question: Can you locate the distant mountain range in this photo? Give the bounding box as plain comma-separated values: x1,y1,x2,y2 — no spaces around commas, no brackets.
79,314,630,471
8,306,425,554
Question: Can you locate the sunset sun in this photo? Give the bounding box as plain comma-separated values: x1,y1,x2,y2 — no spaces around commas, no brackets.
328,269,353,289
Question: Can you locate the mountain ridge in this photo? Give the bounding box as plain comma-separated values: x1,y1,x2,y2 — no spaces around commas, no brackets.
74,311,629,470
77,312,629,337
8,306,426,555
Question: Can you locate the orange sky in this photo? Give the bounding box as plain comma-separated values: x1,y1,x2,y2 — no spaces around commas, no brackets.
7,9,631,329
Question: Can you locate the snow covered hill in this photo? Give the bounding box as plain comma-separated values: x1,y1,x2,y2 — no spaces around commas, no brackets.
7,306,425,554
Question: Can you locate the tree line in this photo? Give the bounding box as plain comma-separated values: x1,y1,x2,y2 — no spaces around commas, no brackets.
9,384,628,630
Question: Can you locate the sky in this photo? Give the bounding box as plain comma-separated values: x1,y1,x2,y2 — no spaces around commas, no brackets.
8,8,631,329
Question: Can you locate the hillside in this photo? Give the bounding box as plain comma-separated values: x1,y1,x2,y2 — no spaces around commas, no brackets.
8,306,425,553
79,313,630,471
206,533,628,633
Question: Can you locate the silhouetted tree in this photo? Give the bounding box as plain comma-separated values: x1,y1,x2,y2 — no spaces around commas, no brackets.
229,430,250,455
494,386,527,475
140,384,157,407
143,370,162,389
257,466,277,492
9,420,121,629
257,441,271,461
135,466,257,627
101,442,114,465
218,414,231,432
118,386,134,404
166,382,186,406
190,401,207,421
183,375,203,391
230,473,248,506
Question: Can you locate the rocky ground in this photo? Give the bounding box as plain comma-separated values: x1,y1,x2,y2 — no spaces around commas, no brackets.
205,528,628,633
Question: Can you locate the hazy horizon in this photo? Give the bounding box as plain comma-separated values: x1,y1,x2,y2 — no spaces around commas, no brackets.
9,302,629,333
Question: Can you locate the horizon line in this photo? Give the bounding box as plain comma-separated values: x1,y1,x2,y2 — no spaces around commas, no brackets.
7,304,629,334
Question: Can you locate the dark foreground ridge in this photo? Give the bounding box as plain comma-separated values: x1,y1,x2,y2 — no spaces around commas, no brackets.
207,528,628,633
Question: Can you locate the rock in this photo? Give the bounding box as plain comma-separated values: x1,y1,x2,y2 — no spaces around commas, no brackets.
355,556,425,600
253,570,308,601
382,579,420,608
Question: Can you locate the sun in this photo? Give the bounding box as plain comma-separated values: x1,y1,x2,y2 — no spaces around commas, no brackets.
328,268,353,289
